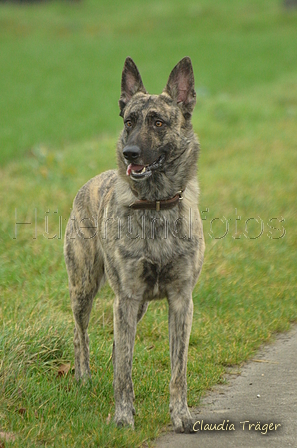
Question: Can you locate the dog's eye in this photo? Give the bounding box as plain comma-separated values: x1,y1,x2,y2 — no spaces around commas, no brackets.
125,120,132,129
155,120,163,127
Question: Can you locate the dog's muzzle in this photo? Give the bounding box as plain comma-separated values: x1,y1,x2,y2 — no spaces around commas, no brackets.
123,146,165,181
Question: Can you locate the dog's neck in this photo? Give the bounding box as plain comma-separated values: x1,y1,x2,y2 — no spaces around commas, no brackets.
129,189,184,211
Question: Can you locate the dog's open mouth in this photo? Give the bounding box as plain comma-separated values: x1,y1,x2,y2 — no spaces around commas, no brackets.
126,155,165,180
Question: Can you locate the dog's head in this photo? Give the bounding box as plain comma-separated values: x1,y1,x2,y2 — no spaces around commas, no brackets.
117,57,197,184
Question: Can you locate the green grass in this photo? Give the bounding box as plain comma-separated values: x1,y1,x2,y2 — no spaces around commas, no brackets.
1,0,297,447
1,0,297,164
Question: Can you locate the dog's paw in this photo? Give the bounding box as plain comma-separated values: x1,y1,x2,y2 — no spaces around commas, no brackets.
170,407,195,434
75,371,92,385
114,407,135,430
74,362,92,382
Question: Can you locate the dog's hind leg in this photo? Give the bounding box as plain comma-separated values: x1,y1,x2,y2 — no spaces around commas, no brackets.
70,282,98,381
167,289,194,433
65,230,104,381
137,301,149,323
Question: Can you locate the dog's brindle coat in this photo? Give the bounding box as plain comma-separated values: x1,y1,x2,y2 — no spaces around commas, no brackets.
64,57,205,433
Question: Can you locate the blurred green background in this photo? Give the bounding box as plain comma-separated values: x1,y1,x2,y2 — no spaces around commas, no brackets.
0,1,297,447
1,0,297,164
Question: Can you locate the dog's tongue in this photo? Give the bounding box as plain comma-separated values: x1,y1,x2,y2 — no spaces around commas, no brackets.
126,164,145,176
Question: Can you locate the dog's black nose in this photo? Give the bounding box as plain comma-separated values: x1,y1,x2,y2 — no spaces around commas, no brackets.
123,145,141,161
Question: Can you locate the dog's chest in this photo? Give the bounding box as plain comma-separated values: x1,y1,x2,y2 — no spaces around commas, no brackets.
111,234,192,300
101,205,200,299
140,256,173,299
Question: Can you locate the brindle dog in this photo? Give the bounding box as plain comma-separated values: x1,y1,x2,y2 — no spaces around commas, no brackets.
64,57,205,433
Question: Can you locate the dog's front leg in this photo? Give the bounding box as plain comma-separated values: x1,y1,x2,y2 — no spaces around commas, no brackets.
113,295,139,429
167,291,194,433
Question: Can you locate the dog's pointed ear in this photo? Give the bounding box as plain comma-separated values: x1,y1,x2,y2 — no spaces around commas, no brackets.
119,57,147,116
163,57,196,117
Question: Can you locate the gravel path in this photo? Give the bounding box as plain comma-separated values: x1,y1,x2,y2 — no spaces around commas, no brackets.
155,325,297,448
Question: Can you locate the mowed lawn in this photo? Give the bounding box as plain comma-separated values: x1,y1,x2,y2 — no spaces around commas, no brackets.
0,0,297,447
